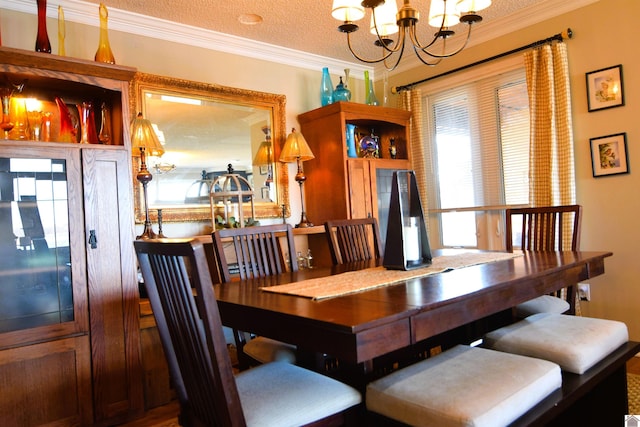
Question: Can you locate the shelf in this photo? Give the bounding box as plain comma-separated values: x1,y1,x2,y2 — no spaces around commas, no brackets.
0,138,127,150
299,101,411,126
0,46,136,82
1,47,136,148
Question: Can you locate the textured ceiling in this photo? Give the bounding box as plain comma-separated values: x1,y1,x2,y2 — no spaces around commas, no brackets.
82,0,543,64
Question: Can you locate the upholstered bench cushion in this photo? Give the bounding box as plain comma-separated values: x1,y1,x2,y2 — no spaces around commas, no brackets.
515,295,570,318
484,313,629,374
366,345,561,427
243,336,297,364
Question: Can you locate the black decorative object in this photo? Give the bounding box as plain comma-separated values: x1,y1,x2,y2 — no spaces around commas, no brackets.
383,170,432,270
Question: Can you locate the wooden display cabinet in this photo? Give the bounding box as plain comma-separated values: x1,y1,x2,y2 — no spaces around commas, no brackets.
0,47,143,426
298,102,412,244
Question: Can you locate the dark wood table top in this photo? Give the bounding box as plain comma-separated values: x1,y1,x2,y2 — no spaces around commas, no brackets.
214,249,612,365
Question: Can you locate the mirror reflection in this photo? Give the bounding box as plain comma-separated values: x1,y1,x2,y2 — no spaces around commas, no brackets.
131,73,288,223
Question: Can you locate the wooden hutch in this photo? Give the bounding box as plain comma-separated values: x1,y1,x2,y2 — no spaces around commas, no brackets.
298,101,412,249
0,47,143,426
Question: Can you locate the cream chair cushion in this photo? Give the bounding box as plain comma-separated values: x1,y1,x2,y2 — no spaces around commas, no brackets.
236,361,361,427
243,336,297,364
484,312,629,374
366,345,561,427
514,294,570,318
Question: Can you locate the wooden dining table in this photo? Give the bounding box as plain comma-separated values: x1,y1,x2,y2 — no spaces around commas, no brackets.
213,249,612,378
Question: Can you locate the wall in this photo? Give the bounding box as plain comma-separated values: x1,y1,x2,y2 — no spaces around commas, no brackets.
2,0,638,340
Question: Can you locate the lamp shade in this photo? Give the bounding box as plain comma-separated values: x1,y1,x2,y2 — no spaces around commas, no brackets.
331,0,365,22
428,0,460,28
131,112,164,157
253,126,273,166
253,140,273,166
370,0,399,36
280,128,314,163
456,0,492,13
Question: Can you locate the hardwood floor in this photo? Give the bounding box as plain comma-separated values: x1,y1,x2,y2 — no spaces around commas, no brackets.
628,354,640,375
119,401,180,427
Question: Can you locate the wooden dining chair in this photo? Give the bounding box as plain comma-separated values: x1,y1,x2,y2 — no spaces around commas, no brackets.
324,217,383,265
213,223,297,282
134,238,361,427
505,204,582,316
212,224,298,370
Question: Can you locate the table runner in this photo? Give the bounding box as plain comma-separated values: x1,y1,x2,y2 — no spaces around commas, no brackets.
261,251,523,300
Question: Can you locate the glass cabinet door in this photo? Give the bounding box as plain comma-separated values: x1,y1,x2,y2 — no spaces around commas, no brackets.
373,160,411,247
0,151,86,337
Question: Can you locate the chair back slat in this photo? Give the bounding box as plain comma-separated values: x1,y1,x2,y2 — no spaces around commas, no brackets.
135,239,245,427
507,205,582,252
325,218,383,265
213,224,297,282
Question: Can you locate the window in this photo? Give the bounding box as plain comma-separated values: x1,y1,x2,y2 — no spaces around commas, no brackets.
423,66,530,249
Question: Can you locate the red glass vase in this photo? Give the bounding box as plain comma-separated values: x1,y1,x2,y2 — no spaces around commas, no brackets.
35,0,52,53
55,97,76,143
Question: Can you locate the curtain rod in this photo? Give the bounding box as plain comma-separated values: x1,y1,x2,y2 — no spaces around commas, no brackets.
392,28,573,93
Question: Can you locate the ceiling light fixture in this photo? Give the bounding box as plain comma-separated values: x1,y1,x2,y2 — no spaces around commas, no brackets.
332,0,491,70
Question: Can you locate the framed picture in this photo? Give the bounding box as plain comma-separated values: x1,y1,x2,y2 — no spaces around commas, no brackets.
590,132,629,177
586,64,624,112
261,186,271,200
259,165,269,175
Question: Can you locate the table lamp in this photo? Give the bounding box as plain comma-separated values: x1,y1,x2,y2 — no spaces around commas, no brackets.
279,128,314,228
131,112,164,239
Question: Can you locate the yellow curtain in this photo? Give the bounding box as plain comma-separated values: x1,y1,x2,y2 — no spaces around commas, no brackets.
400,89,429,219
524,42,576,249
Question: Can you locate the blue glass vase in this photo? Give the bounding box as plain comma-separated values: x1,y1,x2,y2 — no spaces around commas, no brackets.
320,67,333,107
346,124,358,158
333,77,351,103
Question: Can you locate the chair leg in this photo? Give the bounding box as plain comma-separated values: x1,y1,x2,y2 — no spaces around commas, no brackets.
566,285,577,315
233,329,254,371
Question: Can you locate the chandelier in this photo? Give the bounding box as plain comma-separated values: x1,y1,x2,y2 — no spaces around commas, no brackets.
332,0,492,70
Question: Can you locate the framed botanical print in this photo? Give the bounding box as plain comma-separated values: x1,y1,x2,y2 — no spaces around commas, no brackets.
586,65,624,112
590,132,629,177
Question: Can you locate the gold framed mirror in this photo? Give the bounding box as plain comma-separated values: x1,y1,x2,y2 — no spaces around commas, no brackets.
130,72,288,223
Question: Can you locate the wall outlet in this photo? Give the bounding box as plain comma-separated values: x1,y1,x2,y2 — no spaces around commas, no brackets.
578,283,591,301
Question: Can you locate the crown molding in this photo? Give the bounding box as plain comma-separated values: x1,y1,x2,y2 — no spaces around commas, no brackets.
3,0,372,77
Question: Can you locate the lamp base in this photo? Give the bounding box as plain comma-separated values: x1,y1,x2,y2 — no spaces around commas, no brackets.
136,221,157,240
295,212,313,228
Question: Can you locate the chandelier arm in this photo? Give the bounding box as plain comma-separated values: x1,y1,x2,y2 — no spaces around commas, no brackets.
382,37,407,71
418,24,474,59
346,32,397,64
407,23,441,53
413,45,444,66
370,10,404,54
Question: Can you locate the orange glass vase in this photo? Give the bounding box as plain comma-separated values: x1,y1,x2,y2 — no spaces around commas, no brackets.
77,101,99,144
94,3,115,64
9,97,30,140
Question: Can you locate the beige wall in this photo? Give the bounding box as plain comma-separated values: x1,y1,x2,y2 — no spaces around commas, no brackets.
2,0,638,340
